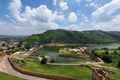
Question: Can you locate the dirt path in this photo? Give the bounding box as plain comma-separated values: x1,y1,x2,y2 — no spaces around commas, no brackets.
48,61,104,66
0,56,49,80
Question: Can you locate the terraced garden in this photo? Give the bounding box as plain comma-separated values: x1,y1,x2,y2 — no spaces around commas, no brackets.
10,45,93,80
10,45,120,80
12,57,92,80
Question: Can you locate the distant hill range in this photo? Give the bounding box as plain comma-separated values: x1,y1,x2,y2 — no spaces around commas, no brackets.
0,35,27,41
24,29,120,46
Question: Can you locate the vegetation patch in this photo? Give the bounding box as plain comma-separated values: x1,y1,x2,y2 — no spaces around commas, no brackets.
24,29,120,47
92,47,120,80
0,72,25,80
92,48,120,67
12,58,92,80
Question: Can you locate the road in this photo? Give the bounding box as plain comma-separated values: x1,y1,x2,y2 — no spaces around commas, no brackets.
0,56,49,80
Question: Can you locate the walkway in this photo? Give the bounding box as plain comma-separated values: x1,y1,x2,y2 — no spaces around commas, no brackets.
0,56,49,80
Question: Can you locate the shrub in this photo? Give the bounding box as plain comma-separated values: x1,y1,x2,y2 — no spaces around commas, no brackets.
40,56,48,64
117,61,120,68
50,58,55,63
90,49,98,60
105,50,109,55
113,50,118,54
118,47,120,50
102,48,108,50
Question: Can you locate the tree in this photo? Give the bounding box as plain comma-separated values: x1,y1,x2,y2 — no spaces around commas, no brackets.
40,56,48,64
113,50,117,54
102,48,108,50
118,47,120,50
91,50,97,56
24,44,31,50
105,50,109,55
117,61,120,68
90,49,98,60
50,58,55,63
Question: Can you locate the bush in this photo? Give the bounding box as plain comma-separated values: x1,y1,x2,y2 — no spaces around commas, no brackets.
117,61,120,68
105,50,109,55
50,58,55,63
21,60,25,64
113,50,118,54
40,56,48,64
102,48,108,50
118,47,120,50
90,50,98,59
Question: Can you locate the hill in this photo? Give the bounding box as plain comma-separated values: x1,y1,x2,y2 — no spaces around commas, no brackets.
24,29,120,46
0,35,27,41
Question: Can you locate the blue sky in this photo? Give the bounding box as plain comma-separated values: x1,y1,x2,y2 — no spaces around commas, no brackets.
0,0,119,35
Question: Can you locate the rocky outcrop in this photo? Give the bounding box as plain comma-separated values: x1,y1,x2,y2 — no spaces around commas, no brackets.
92,68,111,80
95,57,104,63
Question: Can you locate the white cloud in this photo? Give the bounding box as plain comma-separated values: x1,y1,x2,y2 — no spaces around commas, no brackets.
88,2,98,9
8,0,66,35
22,5,64,23
68,12,78,23
59,23,95,31
59,1,69,10
90,0,120,31
76,0,81,3
9,0,26,22
92,0,120,22
0,21,17,35
10,0,65,23
0,20,59,35
94,15,120,31
86,0,93,2
25,5,53,22
53,11,65,22
2,0,120,36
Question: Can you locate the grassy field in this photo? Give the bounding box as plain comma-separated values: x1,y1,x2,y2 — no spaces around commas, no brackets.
112,69,120,80
14,58,92,80
0,72,25,80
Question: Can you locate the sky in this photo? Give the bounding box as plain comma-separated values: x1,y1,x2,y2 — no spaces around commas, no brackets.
0,0,120,35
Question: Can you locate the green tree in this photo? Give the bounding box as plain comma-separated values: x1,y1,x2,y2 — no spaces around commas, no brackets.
40,56,48,64
118,47,120,50
117,61,120,68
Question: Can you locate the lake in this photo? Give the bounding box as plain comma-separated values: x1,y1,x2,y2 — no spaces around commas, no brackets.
38,43,120,63
88,43,120,49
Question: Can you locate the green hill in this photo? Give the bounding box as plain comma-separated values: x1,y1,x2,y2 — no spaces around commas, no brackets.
24,29,120,46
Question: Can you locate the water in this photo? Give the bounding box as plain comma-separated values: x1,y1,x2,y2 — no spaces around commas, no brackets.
88,43,120,50
39,49,81,63
39,43,120,63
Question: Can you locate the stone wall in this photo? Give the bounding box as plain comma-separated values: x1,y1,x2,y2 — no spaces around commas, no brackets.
8,57,75,80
